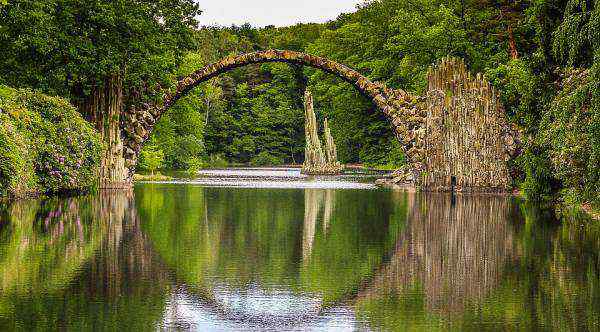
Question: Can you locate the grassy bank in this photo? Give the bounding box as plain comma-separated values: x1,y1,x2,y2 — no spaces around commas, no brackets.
133,173,174,182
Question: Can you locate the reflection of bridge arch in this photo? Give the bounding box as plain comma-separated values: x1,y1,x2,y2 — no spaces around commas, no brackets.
351,193,519,316
133,187,520,329
158,191,518,329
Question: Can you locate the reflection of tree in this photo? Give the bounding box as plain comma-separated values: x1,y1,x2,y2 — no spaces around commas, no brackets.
0,190,170,330
357,194,517,314
356,195,600,331
497,207,600,331
0,197,105,295
65,190,170,330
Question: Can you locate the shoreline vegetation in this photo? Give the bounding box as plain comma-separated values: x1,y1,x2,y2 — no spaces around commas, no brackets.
133,173,174,182
0,86,102,200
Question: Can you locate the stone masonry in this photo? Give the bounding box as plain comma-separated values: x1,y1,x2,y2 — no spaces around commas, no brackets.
121,50,520,192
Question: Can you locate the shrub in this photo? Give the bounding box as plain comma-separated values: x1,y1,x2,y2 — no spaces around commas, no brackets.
0,85,102,198
138,145,165,175
0,114,36,197
186,157,204,177
539,69,600,205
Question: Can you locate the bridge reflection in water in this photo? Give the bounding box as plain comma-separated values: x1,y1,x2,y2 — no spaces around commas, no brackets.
0,185,598,330
358,194,516,312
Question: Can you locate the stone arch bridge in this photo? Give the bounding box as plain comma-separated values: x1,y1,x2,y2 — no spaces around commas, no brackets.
119,50,520,191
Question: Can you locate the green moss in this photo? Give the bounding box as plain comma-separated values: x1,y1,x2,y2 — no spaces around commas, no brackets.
0,85,102,199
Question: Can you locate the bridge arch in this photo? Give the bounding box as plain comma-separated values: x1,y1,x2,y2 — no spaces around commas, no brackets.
121,50,421,180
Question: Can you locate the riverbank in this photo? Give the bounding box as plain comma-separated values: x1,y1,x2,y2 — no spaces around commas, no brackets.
133,173,174,182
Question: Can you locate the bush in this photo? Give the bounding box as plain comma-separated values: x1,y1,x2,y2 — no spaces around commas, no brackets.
250,151,284,166
138,144,165,175
186,157,204,177
0,114,36,197
515,146,557,201
539,69,600,205
0,85,102,198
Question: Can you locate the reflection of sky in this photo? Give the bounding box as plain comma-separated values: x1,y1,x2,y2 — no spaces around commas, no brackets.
197,168,304,178
144,168,378,189
212,283,322,318
160,286,362,331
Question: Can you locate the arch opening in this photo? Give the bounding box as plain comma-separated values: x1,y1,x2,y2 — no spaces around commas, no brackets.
121,50,418,181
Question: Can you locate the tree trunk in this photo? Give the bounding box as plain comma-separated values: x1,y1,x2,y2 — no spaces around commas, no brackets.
507,25,519,60
78,75,130,189
204,97,210,126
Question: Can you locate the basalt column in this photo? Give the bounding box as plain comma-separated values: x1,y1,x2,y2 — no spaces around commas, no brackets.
302,90,326,174
323,118,343,173
301,90,343,175
77,75,130,189
420,57,521,192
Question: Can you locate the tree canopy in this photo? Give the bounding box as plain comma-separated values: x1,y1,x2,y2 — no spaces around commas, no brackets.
0,0,201,100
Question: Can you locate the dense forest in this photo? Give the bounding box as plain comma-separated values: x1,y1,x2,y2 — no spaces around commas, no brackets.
142,0,598,206
0,0,598,207
146,22,406,171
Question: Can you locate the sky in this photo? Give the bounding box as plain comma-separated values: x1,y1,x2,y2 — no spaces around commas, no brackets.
196,0,363,28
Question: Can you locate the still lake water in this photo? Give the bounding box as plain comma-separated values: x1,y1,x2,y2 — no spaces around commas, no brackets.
0,168,598,331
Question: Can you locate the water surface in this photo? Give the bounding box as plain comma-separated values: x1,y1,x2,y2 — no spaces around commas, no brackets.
0,169,598,330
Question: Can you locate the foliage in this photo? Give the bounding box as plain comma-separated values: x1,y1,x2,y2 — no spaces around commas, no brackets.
144,28,309,167
0,113,35,198
138,145,164,175
186,157,203,177
539,69,600,205
203,154,229,168
250,151,284,166
145,52,215,170
0,85,102,198
1,0,599,205
0,0,201,100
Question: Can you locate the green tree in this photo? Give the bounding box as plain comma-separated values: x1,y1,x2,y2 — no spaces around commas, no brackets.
139,145,164,175
0,0,201,185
